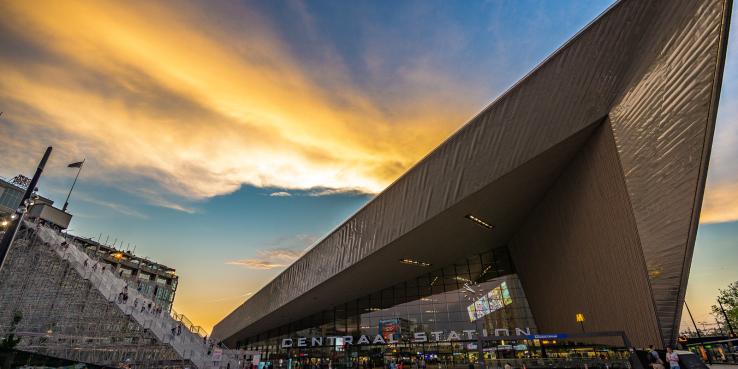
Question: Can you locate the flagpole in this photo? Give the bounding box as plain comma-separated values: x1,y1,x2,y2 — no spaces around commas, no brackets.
62,159,84,212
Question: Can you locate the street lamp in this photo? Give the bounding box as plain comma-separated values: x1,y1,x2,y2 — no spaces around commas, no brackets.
685,301,713,365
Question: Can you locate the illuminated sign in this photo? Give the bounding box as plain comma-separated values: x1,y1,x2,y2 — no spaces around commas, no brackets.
280,327,532,348
526,334,568,340
467,282,513,322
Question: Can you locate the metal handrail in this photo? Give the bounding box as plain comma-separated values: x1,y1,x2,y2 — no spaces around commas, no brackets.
30,223,241,369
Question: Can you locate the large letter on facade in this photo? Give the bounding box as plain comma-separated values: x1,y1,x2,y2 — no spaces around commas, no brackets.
413,332,428,343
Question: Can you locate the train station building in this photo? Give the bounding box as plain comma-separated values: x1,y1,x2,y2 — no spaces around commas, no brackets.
213,0,732,368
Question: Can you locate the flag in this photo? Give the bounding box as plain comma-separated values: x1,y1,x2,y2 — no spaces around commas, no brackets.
68,161,84,168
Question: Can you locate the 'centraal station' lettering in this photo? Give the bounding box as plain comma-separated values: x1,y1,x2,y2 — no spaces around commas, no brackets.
280,328,531,348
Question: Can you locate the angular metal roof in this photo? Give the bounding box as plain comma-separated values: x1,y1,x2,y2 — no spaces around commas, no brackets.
213,0,732,347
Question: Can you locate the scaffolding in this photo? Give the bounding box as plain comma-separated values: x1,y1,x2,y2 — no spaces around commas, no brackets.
0,222,244,369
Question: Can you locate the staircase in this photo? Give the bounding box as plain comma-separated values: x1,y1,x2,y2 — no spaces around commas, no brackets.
0,222,243,369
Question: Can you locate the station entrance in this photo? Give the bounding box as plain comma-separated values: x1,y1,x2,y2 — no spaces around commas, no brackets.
256,333,638,369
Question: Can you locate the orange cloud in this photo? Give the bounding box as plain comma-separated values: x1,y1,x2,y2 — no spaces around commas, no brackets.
226,248,304,270
0,0,478,202
700,182,738,224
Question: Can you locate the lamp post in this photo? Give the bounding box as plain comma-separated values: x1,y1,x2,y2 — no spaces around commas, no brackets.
685,301,712,365
0,146,53,271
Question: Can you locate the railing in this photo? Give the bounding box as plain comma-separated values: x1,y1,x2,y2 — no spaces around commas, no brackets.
172,308,208,338
30,223,243,369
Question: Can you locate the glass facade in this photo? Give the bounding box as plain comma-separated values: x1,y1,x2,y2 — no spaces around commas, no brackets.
239,248,555,369
236,247,635,369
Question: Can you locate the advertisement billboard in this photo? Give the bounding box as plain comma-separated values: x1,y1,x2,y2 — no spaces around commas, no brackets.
467,282,513,322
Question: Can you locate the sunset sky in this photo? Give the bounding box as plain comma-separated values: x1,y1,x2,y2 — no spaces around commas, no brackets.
1,0,736,334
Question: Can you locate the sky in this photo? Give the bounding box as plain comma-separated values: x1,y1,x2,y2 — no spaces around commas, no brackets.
0,0,736,335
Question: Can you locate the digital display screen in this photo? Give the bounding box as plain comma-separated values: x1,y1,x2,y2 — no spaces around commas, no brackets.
467,282,513,322
467,304,477,321
378,319,400,341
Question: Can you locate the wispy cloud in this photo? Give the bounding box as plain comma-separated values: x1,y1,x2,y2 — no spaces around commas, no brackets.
226,259,290,270
131,186,199,214
226,248,303,270
267,188,366,197
147,197,198,214
306,187,367,197
700,24,738,224
73,192,148,219
226,234,320,270
0,0,473,202
700,182,738,224
207,291,254,303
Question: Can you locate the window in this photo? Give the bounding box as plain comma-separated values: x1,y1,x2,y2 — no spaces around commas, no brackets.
0,187,22,209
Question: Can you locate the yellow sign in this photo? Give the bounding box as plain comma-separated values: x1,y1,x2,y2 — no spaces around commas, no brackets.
576,313,585,322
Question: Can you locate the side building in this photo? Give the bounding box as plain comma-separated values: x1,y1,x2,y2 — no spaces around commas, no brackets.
1,184,231,368
213,1,732,369
0,175,60,226
0,221,240,369
1,176,178,312
70,235,179,312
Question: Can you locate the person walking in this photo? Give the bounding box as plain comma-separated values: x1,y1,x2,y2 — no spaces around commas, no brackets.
648,346,664,369
665,347,679,369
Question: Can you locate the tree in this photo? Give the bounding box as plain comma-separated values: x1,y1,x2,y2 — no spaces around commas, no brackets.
710,280,738,337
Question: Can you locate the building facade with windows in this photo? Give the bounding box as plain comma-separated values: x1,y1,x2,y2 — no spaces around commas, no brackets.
71,235,179,312
0,176,53,218
213,0,732,368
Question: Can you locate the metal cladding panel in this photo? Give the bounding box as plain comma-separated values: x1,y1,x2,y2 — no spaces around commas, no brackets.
608,0,731,345
509,122,662,348
212,1,655,342
212,0,731,344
